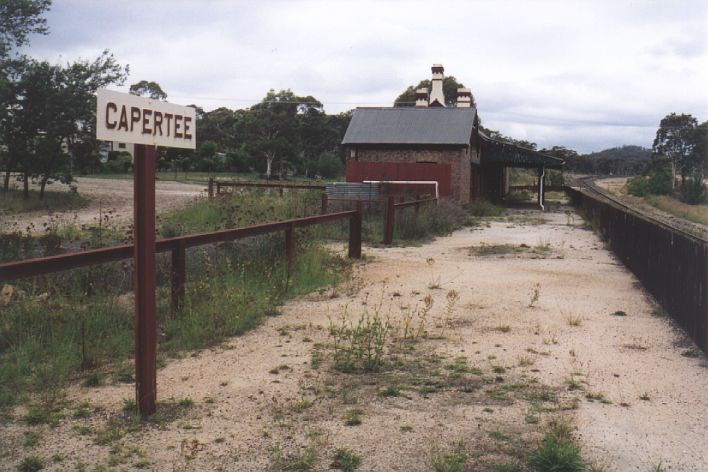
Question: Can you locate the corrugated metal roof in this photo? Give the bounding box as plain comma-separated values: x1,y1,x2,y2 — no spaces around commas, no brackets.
342,107,477,146
479,131,564,169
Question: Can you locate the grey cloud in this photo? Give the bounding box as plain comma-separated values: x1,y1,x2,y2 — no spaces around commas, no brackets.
18,0,708,153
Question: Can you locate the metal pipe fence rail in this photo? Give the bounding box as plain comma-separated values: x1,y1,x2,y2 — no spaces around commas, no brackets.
509,185,566,192
0,207,363,312
209,178,326,198
566,186,708,352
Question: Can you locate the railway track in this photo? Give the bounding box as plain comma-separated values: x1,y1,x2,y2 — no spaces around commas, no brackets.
572,176,707,242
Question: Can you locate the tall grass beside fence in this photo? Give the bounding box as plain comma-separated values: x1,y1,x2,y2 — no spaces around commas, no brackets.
0,192,346,414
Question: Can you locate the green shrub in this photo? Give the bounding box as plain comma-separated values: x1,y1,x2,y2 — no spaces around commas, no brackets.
679,176,707,204
103,151,132,173
329,308,391,373
647,170,674,195
316,152,344,179
627,169,674,197
626,176,650,197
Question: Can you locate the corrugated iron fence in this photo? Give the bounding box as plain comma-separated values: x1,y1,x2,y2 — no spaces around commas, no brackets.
566,187,708,351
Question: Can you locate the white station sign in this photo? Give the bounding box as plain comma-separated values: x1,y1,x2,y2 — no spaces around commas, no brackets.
96,89,196,149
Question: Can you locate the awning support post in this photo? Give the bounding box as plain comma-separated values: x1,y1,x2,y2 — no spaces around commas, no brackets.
538,166,545,211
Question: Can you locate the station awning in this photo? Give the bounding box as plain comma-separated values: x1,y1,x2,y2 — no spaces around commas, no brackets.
479,131,564,169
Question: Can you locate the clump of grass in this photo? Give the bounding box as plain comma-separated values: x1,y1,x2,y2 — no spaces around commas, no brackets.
72,425,92,436
650,461,667,472
344,408,363,426
272,447,318,472
528,283,541,307
379,386,401,397
23,431,41,447
681,349,701,358
134,459,151,469
0,188,88,214
566,315,583,327
292,399,314,412
17,456,44,472
584,391,606,402
430,443,468,472
24,407,51,426
528,421,584,472
610,310,627,317
331,448,362,471
82,372,104,388
495,324,511,333
445,357,480,378
310,347,322,370
518,356,534,367
488,429,512,442
400,425,413,432
566,376,583,391
113,364,135,384
178,398,194,408
639,392,650,401
269,364,291,374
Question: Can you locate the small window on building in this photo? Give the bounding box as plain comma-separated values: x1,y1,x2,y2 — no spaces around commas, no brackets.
118,143,126,149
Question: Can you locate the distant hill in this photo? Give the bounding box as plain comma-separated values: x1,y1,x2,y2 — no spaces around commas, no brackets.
582,145,651,161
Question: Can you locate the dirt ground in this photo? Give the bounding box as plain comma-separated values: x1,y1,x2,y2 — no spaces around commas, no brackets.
1,177,207,232
1,206,707,471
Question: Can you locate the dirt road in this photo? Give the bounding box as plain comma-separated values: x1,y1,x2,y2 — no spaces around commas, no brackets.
1,177,207,232
1,207,706,471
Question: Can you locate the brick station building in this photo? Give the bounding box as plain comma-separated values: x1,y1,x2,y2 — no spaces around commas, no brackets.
342,65,564,205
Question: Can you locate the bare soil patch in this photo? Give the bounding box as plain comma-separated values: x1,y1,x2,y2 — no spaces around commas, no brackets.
1,206,707,471
1,177,207,233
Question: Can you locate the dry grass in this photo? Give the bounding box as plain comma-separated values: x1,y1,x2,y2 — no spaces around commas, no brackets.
645,195,708,226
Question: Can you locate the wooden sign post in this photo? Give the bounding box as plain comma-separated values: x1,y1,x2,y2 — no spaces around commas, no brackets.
96,89,196,417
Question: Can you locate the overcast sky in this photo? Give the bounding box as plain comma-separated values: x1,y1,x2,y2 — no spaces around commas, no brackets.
23,0,708,153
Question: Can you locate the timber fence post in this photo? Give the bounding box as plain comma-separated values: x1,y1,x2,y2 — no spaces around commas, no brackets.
348,201,362,259
321,193,328,214
208,177,214,199
384,195,395,245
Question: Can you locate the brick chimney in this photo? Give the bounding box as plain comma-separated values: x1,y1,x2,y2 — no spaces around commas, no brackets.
456,88,471,108
429,64,445,107
415,88,429,107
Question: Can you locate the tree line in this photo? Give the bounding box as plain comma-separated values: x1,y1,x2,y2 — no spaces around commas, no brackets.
0,1,127,199
158,89,352,180
1,2,705,202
